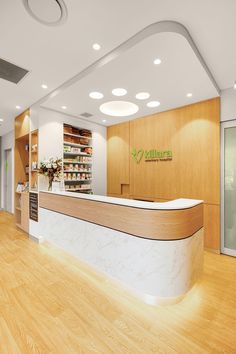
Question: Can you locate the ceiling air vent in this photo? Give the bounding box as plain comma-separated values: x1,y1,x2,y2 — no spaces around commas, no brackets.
80,112,93,118
0,58,29,84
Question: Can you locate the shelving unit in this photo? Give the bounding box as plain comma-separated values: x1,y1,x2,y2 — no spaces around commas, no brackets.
30,130,39,191
63,124,93,194
15,110,30,233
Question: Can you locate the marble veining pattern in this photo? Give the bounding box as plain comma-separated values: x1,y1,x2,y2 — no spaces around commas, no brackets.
32,208,203,299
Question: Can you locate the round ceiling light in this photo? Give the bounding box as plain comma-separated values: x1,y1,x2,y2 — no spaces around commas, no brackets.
100,101,139,117
89,91,104,99
22,0,67,26
147,101,160,108
0,118,4,122
93,43,101,51
186,93,193,97
112,88,127,97
153,58,162,65
135,92,150,100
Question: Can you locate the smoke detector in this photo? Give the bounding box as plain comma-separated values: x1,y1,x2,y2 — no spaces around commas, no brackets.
22,0,67,26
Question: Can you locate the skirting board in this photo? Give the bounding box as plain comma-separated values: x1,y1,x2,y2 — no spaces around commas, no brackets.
29,234,44,244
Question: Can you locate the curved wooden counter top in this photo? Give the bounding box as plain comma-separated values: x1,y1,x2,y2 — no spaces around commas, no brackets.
39,191,203,241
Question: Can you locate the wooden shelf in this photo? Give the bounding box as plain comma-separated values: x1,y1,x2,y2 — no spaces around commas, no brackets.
30,129,38,192
64,170,91,173
64,132,92,140
64,161,92,165
64,152,92,157
64,179,92,182
64,141,92,148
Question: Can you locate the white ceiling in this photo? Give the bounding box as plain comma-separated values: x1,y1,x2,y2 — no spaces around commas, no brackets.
0,0,236,134
42,32,218,126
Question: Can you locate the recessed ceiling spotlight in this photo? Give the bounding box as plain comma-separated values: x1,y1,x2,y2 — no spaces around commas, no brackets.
135,92,150,100
234,81,236,89
93,43,101,51
89,91,104,99
153,58,161,65
102,119,107,123
147,101,160,108
16,105,21,110
61,105,67,110
41,84,48,89
0,118,4,122
186,93,193,97
100,101,139,117
112,88,127,97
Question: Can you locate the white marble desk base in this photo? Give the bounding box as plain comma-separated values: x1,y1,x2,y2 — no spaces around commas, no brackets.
31,208,204,305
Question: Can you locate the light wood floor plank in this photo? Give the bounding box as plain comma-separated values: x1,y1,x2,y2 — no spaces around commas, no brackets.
0,211,236,353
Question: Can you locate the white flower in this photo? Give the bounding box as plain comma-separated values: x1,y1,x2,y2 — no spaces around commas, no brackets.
46,163,52,169
53,163,57,169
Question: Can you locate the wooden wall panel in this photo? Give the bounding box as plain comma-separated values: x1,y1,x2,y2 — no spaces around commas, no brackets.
107,122,130,196
15,110,30,139
107,98,220,251
204,204,220,252
130,98,220,204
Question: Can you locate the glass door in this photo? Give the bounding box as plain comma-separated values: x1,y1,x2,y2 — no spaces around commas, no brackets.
221,120,236,256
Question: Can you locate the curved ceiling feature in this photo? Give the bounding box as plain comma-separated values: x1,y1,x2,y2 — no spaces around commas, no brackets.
22,0,67,26
39,20,220,109
2,0,235,134
42,30,219,125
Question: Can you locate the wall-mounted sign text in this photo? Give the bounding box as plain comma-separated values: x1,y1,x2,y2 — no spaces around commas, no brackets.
131,148,172,164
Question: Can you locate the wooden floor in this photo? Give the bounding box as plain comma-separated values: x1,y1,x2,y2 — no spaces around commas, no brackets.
0,212,236,354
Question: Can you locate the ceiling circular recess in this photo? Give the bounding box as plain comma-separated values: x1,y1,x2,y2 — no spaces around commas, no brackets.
100,101,139,117
22,0,67,26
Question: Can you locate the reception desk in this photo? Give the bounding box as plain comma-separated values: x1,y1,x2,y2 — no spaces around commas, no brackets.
31,191,204,304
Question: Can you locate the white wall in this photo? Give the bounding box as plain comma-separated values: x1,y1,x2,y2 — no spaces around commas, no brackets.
0,130,14,212
31,106,107,196
221,88,236,122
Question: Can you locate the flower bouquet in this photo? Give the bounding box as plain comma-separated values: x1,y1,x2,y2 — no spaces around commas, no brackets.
38,158,62,191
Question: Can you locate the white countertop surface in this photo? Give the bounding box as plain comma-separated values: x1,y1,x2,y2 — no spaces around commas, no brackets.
40,190,203,210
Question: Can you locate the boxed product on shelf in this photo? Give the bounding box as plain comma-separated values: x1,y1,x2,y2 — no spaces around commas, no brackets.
64,145,71,153
79,137,89,145
64,134,73,142
71,147,81,154
64,125,73,134
79,129,92,138
31,144,38,152
71,127,80,135
84,147,92,155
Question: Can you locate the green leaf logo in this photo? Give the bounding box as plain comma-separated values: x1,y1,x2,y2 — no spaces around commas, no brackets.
132,148,144,164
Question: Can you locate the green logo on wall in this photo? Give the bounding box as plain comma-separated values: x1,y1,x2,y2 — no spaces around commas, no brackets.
131,148,172,164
